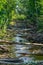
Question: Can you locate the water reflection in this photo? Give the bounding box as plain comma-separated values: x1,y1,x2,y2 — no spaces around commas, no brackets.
12,36,28,43
0,36,43,65
11,43,43,64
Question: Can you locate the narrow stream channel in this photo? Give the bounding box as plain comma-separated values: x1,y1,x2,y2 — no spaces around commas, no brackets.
0,34,43,65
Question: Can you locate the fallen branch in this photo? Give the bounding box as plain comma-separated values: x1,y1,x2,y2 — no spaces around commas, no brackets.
0,40,43,46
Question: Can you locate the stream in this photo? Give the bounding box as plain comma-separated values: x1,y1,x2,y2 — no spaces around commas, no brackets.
0,34,43,65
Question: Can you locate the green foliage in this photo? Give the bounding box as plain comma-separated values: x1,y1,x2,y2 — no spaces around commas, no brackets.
0,0,43,34
0,0,16,32
12,14,26,20
18,0,43,31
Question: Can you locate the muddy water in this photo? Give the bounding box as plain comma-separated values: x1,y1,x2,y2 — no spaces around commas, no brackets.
0,36,43,65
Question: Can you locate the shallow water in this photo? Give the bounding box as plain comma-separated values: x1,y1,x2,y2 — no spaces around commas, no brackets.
0,36,43,65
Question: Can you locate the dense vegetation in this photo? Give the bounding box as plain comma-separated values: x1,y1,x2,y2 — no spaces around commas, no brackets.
0,0,43,42
0,0,43,64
